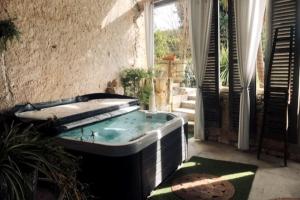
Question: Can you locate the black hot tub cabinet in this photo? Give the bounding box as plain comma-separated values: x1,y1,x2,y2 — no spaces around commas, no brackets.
14,93,188,200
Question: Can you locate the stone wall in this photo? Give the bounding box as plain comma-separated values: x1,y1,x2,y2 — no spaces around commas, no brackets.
0,0,146,111
210,88,293,148
207,88,300,162
206,87,265,147
206,87,239,145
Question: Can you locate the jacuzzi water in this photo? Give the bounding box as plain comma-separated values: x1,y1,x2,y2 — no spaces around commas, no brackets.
58,111,173,144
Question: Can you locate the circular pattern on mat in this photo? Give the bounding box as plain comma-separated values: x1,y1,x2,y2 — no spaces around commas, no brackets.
171,173,235,200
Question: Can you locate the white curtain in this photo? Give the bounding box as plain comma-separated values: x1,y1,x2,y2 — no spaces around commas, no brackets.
188,0,213,140
235,0,266,150
144,0,156,112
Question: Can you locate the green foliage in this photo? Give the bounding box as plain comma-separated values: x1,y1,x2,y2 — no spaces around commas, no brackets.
138,81,152,106
220,47,229,86
182,62,196,88
0,19,20,53
154,30,180,59
154,65,165,78
120,68,153,107
0,121,87,200
220,0,228,13
120,68,150,96
219,0,229,86
220,10,228,49
219,0,229,49
154,31,169,59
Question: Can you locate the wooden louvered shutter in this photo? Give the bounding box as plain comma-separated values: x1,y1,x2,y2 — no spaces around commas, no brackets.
298,0,300,144
271,0,299,143
228,0,256,134
202,0,221,129
263,27,294,140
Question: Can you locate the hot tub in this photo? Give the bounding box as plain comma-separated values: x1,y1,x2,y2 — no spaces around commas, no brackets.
14,93,188,200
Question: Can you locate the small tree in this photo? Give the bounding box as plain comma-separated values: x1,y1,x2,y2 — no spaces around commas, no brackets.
154,30,180,60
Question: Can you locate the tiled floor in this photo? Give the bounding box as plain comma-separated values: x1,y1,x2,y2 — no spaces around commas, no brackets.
188,139,300,200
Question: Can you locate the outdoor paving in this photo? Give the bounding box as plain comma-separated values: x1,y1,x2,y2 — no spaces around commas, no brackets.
188,139,300,200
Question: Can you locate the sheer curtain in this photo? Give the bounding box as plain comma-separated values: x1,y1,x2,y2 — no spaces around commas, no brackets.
234,0,266,150
188,0,213,140
144,0,156,112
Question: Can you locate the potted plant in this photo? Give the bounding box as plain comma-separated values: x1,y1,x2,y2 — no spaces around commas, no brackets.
0,117,87,200
120,68,153,109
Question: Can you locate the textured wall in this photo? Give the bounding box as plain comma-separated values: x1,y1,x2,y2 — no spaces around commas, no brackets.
0,0,146,111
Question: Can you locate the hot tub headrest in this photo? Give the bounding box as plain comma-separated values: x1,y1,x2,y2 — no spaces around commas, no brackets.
14,93,137,113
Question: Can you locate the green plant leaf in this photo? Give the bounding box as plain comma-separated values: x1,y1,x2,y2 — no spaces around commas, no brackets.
220,47,229,86
120,68,153,106
0,121,87,200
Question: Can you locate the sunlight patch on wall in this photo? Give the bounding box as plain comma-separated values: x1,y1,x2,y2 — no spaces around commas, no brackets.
101,0,132,29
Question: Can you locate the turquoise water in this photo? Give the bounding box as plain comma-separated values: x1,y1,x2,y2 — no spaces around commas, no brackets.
58,111,173,144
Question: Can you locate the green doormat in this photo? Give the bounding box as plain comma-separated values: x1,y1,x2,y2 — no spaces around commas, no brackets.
148,156,257,200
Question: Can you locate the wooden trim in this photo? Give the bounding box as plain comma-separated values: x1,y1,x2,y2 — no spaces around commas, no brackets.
257,27,295,166
295,0,300,144
154,0,177,7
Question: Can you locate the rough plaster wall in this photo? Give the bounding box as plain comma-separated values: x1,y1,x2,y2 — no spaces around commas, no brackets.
0,0,146,111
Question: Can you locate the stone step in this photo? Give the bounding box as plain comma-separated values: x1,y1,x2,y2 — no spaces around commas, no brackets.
172,82,181,88
182,87,197,96
173,108,195,121
188,95,196,101
181,100,196,109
